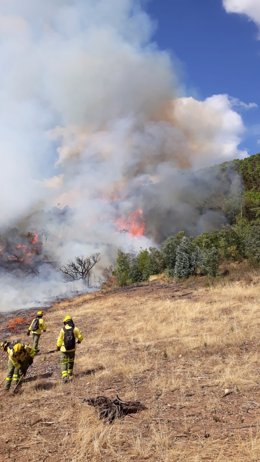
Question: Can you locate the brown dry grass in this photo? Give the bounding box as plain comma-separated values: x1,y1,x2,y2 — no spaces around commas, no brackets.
0,267,259,461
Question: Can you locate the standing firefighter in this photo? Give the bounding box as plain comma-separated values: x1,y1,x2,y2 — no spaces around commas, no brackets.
27,310,46,353
56,315,83,383
0,341,35,391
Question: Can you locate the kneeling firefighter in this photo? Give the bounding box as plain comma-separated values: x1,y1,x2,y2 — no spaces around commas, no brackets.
0,341,36,391
56,315,83,383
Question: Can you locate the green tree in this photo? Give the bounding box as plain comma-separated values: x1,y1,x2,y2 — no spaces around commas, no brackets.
113,250,131,286
193,231,220,251
235,221,260,265
161,231,185,276
174,236,194,279
137,249,151,280
129,260,142,283
201,247,220,277
218,227,242,260
191,245,203,275
129,252,146,283
147,247,165,275
243,191,260,221
129,248,165,282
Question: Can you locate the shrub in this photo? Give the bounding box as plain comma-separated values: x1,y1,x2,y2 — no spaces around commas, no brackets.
174,236,194,279
60,253,100,285
240,222,260,265
218,227,242,260
147,247,165,275
113,250,131,286
129,254,143,283
161,231,185,276
200,247,220,277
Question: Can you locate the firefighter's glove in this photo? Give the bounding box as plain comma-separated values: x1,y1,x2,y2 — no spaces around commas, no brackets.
56,346,60,351
27,331,30,336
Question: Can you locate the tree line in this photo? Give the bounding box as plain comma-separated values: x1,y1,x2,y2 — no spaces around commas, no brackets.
113,153,260,286
113,220,260,286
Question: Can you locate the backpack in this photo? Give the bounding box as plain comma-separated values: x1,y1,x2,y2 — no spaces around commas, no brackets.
31,318,39,331
63,327,75,350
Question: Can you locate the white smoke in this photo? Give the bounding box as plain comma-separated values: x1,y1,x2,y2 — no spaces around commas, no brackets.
0,0,249,309
223,0,260,29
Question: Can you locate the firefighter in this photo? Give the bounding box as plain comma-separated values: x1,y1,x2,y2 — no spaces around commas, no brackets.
56,315,83,383
0,341,35,391
27,310,46,353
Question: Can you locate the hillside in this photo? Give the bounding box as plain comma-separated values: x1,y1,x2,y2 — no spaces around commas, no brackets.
211,153,260,223
0,266,259,462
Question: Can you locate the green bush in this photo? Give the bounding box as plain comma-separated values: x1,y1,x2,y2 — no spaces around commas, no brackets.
244,223,260,265
161,231,185,276
128,256,143,283
200,247,220,277
235,221,260,265
147,247,165,275
243,191,260,221
193,231,219,251
218,226,242,260
129,248,165,282
174,236,194,279
113,247,165,286
113,250,131,286
113,207,259,287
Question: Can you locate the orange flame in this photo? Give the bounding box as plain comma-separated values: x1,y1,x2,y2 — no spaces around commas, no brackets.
31,233,39,245
13,232,41,264
7,316,27,332
116,208,145,237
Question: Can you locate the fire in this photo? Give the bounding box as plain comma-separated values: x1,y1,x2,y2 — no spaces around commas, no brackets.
13,233,41,265
116,208,145,237
7,316,27,332
30,233,39,245
0,230,43,273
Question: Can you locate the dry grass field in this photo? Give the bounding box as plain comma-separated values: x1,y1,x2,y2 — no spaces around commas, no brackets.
0,266,259,461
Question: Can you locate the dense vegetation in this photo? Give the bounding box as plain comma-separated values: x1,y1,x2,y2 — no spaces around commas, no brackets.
114,154,260,285
219,153,260,221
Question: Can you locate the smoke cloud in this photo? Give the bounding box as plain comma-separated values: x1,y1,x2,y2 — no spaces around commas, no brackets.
223,0,260,29
0,0,248,309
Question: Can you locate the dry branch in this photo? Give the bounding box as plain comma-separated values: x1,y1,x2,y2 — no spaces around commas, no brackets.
60,253,100,284
83,395,147,423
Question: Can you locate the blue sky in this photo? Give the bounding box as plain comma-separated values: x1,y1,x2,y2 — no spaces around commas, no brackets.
0,0,259,305
0,0,258,232
147,0,260,155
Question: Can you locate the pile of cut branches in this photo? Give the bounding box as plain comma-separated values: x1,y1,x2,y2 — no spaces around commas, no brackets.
83,395,147,423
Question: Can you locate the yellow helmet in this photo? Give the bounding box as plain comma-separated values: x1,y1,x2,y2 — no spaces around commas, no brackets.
13,343,24,354
63,315,72,323
37,310,43,316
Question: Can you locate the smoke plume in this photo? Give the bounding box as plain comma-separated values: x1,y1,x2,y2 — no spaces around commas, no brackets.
223,0,260,30
0,0,247,309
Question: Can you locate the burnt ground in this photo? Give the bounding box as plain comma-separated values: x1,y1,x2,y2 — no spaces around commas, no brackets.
0,279,259,461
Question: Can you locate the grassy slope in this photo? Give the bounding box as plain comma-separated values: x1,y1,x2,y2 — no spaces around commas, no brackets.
0,266,259,462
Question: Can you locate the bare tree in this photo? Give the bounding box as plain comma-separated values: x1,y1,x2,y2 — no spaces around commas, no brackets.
60,253,100,285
